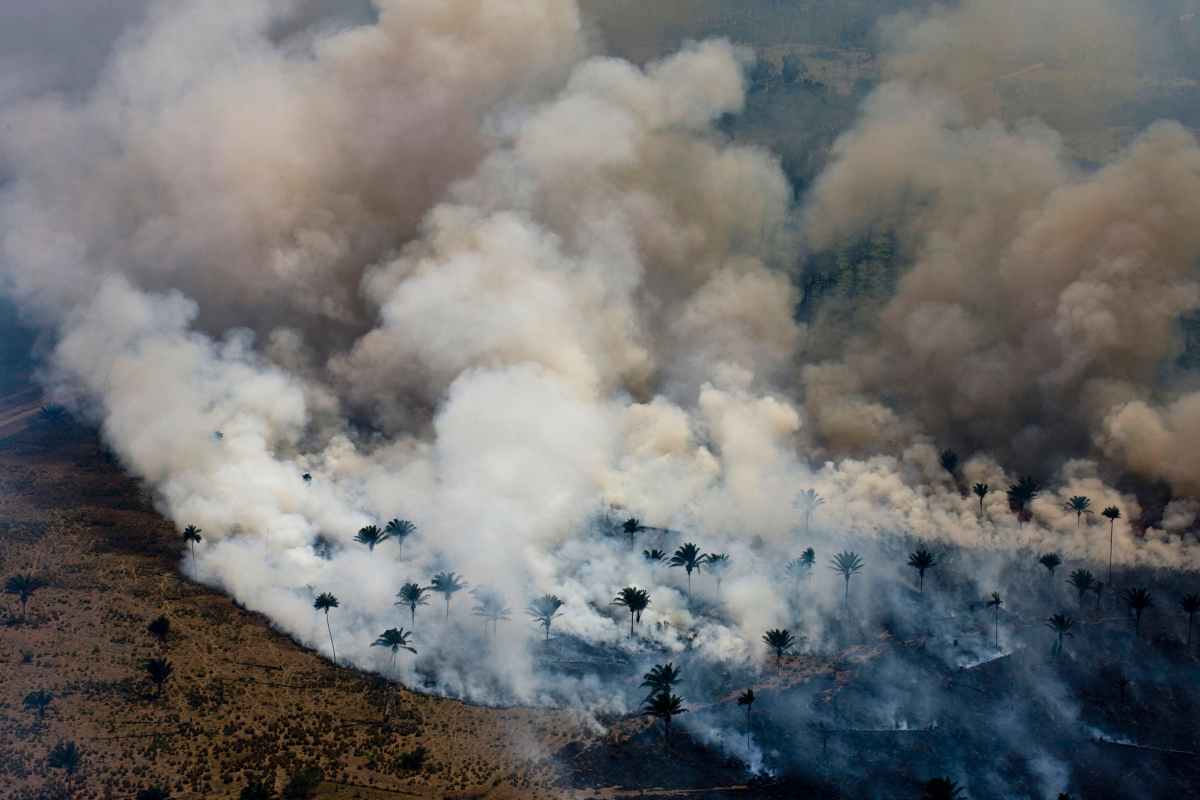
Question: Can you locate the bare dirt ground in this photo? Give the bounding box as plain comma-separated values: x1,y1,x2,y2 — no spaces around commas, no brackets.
0,391,767,800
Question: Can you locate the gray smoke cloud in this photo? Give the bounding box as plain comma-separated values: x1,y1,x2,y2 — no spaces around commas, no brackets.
803,0,1200,501
2,0,1198,750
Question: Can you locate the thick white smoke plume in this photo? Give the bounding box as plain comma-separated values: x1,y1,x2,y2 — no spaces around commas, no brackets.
1,0,1198,713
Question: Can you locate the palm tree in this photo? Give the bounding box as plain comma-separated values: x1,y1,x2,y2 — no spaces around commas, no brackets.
707,553,731,591
394,582,431,626
922,777,966,800
311,534,336,561
471,587,512,636
136,788,171,800
641,663,683,700
182,525,202,567
643,548,667,566
796,489,825,534
1045,613,1074,656
371,628,417,675
1102,506,1121,583
830,551,865,610
147,615,171,647
313,592,339,662
23,689,53,721
384,519,416,560
144,657,174,698
612,587,651,638
939,449,960,484
907,547,937,593
737,688,756,748
430,572,468,620
986,592,1003,647
1007,475,1041,525
642,692,687,754
1065,496,1092,528
669,543,709,599
1181,593,1200,649
1067,569,1094,607
1122,587,1153,637
527,594,565,641
1038,552,1063,579
5,574,47,620
973,482,990,515
354,525,389,552
762,628,797,667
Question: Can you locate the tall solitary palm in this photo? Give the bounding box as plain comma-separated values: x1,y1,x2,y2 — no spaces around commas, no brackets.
395,582,430,626
430,572,468,621
1102,506,1121,583
830,551,865,610
5,574,47,620
1122,587,1153,638
613,587,651,638
1065,496,1092,528
1045,614,1074,656
987,592,1003,646
371,628,417,675
762,628,797,667
1007,476,1041,525
313,592,339,662
669,543,709,600
144,657,174,698
527,594,565,641
737,688,756,748
907,547,937,593
939,448,960,477
642,692,687,755
1181,593,1200,649
785,550,815,596
796,490,825,535
182,525,202,568
354,525,389,552
471,587,512,637
384,519,416,560
641,663,683,701
973,482,990,516
1067,569,1094,607
707,554,731,591
1038,553,1063,580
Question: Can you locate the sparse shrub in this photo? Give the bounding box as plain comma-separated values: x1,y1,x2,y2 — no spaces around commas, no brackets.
397,745,429,772
239,778,275,800
136,788,171,800
47,740,81,774
281,766,323,800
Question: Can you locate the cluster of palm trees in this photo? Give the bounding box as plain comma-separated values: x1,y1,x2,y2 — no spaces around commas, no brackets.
353,519,418,559
639,662,687,753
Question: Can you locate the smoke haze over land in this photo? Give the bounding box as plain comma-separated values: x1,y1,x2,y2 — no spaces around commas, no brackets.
2,0,1199,755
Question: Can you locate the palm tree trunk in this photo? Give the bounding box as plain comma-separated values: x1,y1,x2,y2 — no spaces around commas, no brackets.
919,572,924,593
1189,615,1194,648
1108,522,1115,585
994,610,1000,647
444,595,450,621
844,577,849,610
979,496,985,516
545,622,551,641
325,611,337,663
745,707,751,750
410,606,416,626
687,571,692,599
629,611,635,639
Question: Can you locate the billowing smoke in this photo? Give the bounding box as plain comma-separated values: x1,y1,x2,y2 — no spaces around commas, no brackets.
1,0,1198,748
